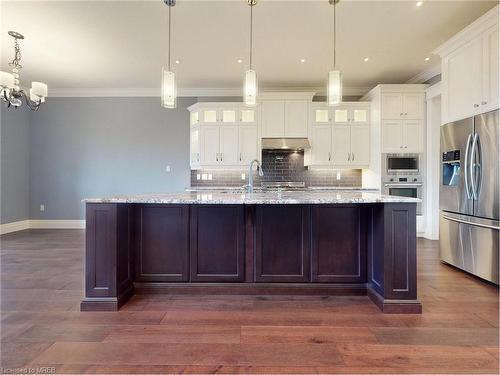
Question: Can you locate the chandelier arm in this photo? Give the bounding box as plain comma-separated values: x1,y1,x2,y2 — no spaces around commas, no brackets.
17,90,41,111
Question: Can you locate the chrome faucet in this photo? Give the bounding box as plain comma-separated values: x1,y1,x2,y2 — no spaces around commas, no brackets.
246,159,264,193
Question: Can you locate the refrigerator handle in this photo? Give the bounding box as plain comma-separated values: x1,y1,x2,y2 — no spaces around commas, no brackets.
464,133,472,200
470,133,480,200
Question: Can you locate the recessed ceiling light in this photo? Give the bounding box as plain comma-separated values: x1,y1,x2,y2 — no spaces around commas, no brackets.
237,58,243,64
364,57,369,62
175,60,181,64
416,1,423,6
425,57,430,61
300,58,306,63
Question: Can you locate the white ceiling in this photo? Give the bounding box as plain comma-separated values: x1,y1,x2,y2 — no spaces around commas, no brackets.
0,0,497,95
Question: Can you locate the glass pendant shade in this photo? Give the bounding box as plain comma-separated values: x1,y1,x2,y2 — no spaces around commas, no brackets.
31,81,48,97
244,69,257,107
327,70,342,106
161,68,176,109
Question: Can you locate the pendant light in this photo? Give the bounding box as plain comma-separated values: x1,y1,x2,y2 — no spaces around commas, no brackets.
161,0,177,109
327,0,342,106
244,0,258,107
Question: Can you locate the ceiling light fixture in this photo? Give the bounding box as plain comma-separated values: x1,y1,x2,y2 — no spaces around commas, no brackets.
237,58,243,64
0,31,48,111
175,59,181,64
416,1,423,7
244,0,258,107
327,0,342,106
424,57,430,61
300,58,306,63
161,0,176,109
364,57,369,62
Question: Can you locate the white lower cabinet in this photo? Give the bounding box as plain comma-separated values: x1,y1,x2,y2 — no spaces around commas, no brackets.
381,119,423,153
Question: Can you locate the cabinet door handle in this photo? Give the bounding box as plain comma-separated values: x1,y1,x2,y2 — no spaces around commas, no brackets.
328,152,331,161
400,113,404,117
216,153,219,162
481,101,487,105
474,104,480,108
352,153,355,161
220,153,223,162
348,152,350,161
197,153,200,162
239,153,242,162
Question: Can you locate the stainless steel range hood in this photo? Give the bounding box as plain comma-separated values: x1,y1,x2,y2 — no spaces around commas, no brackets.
261,138,311,150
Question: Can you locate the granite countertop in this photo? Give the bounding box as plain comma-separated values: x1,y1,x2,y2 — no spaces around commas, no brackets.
84,190,420,205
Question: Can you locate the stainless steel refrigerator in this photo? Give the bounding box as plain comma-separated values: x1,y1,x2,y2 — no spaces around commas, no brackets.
440,109,499,284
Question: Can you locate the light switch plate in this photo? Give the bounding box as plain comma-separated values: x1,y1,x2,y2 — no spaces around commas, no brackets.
40,204,45,212
165,165,171,172
336,171,342,180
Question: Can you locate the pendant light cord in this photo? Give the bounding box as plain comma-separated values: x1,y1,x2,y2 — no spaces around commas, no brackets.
249,2,253,70
168,4,172,71
333,0,336,69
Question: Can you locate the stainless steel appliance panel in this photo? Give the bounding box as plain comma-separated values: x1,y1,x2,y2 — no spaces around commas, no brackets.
473,110,499,221
383,182,423,215
440,118,474,215
440,212,499,284
439,214,464,269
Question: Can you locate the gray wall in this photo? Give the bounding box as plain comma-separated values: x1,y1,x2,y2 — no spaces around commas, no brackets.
29,97,196,220
0,105,31,224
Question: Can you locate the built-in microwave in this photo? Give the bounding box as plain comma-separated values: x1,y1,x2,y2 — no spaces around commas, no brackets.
385,154,420,174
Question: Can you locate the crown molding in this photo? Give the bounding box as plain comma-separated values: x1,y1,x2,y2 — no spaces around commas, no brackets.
406,64,441,84
48,86,373,98
433,4,499,57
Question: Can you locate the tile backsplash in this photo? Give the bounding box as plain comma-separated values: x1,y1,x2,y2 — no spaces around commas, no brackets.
190,150,362,188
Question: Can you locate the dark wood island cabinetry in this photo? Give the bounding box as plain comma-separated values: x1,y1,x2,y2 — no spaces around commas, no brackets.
81,191,421,313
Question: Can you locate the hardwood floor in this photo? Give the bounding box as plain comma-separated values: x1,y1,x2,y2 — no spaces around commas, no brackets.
1,229,498,374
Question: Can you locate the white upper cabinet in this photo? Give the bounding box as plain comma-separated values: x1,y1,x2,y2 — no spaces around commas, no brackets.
219,126,239,165
436,5,499,123
311,107,331,125
381,93,423,120
238,126,259,164
331,125,351,165
381,94,404,119
187,102,261,169
482,24,499,113
381,119,423,153
350,125,370,166
310,125,332,165
285,101,308,137
261,101,285,137
200,125,220,165
306,102,371,168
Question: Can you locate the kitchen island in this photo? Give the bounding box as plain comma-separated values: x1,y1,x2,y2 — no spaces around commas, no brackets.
81,190,421,313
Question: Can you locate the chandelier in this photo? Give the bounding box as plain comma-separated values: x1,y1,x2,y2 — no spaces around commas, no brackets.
0,31,48,111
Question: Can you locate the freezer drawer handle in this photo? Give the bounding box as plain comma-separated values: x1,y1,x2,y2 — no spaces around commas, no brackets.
442,215,500,231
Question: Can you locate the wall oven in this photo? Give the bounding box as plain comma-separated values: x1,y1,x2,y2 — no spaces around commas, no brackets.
382,177,423,215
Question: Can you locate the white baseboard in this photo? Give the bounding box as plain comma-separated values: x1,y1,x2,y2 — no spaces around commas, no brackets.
29,220,86,229
0,220,30,235
1,219,86,235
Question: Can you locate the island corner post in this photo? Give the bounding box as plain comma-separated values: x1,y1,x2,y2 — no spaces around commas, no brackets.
81,202,421,314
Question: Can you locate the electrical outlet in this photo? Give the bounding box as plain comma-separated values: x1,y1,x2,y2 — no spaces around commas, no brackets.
336,171,342,180
196,174,201,180
165,165,171,172
40,204,45,212
201,174,207,180
241,173,246,180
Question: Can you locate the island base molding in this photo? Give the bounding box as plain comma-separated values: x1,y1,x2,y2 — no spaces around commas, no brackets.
82,202,421,314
